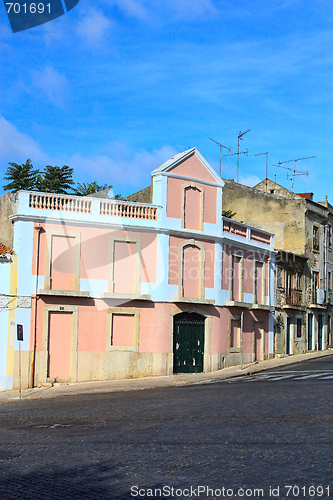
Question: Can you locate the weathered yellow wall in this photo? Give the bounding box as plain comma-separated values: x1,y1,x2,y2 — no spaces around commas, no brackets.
222,181,306,253
6,254,18,379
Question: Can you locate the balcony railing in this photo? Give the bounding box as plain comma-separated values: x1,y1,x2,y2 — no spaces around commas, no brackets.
28,193,158,221
284,289,303,307
29,193,92,213
222,217,272,247
100,201,157,220
250,229,271,245
223,220,247,238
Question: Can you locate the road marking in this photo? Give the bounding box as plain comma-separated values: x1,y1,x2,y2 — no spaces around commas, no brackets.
187,370,333,386
295,373,324,380
261,374,295,381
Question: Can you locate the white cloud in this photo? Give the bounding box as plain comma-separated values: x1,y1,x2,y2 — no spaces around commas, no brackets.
110,0,149,20
0,116,47,164
31,66,69,107
69,143,178,194
76,8,112,46
167,0,217,17
239,174,262,187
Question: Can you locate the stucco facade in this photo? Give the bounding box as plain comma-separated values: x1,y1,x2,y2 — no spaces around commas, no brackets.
0,148,275,390
222,178,332,355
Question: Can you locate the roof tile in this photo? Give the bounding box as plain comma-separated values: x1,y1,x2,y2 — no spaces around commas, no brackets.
0,243,13,255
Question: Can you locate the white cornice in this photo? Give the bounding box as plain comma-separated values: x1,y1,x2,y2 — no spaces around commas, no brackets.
10,214,275,255
153,172,224,188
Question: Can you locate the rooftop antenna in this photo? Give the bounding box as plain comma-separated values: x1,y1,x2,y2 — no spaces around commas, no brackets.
275,156,316,190
224,129,250,183
237,130,250,183
209,138,232,177
255,152,268,191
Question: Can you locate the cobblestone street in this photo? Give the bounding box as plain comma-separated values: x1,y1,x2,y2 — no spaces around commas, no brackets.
1,356,333,500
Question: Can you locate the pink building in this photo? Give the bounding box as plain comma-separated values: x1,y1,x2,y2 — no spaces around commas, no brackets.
1,148,275,390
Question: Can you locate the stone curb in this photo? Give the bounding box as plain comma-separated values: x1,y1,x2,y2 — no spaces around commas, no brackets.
1,350,332,403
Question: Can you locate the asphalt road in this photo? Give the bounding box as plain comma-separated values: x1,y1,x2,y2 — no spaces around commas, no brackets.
1,356,333,500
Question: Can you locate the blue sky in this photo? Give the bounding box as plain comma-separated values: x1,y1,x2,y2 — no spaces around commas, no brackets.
1,0,333,200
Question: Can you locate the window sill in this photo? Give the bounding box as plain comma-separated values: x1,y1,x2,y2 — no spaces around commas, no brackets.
107,346,139,352
37,289,91,298
101,293,151,301
226,301,252,308
251,304,274,311
282,305,306,311
173,297,215,305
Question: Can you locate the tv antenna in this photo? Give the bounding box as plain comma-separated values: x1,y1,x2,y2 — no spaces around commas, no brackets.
275,156,316,190
224,129,250,183
255,152,268,191
209,138,232,176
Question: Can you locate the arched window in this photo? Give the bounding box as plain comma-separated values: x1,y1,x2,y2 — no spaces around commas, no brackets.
182,184,203,231
183,245,201,298
178,239,205,299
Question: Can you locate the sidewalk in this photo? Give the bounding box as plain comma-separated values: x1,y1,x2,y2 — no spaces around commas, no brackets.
1,350,332,402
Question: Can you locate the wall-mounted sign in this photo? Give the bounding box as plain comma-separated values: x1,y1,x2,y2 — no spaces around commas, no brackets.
17,324,23,341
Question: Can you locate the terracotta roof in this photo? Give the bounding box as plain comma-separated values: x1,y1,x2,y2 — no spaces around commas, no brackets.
0,243,13,255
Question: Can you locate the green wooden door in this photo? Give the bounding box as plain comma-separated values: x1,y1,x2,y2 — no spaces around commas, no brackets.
173,313,205,373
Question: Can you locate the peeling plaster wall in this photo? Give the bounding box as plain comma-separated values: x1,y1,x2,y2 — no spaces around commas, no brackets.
0,193,17,248
222,181,306,254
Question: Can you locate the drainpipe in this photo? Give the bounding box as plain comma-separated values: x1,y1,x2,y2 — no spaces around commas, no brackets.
240,311,244,370
30,225,43,388
324,221,328,347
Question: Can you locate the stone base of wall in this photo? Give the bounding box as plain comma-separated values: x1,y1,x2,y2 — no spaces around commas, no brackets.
77,351,170,382
223,352,254,368
9,349,284,389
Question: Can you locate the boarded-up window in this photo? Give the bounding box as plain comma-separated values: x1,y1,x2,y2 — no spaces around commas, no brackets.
184,186,201,230
276,267,283,288
113,241,137,294
312,271,319,302
255,262,264,304
230,319,240,348
232,256,241,301
50,236,75,290
48,312,73,379
313,226,319,251
111,314,135,347
183,245,201,298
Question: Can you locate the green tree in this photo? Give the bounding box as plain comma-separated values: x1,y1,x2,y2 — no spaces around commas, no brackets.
3,159,40,192
38,165,75,194
75,181,122,199
222,209,236,219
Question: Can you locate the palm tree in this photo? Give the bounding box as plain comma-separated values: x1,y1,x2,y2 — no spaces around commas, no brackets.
3,159,40,192
38,165,75,194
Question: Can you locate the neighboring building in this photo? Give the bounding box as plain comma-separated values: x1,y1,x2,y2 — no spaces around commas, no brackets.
0,148,275,390
0,243,16,391
222,177,332,355
274,250,307,355
316,197,333,350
